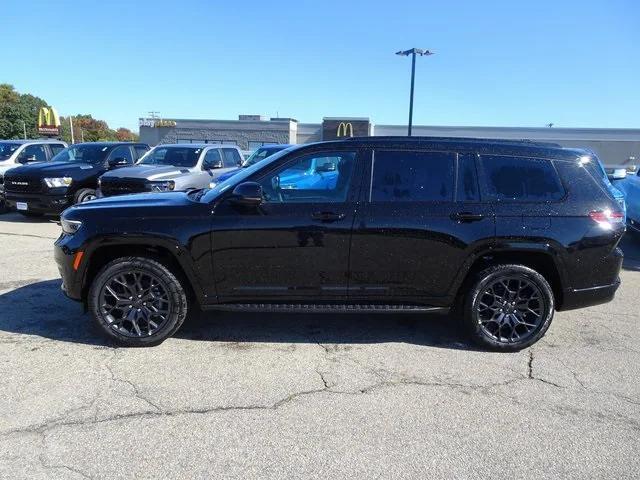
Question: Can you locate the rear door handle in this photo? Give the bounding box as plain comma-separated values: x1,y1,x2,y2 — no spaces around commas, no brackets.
311,211,346,222
451,212,485,222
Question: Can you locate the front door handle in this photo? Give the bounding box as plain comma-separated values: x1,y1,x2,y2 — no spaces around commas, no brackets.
451,212,485,222
311,211,346,222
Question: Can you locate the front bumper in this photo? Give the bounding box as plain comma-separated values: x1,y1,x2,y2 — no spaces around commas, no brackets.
5,191,72,214
54,236,84,302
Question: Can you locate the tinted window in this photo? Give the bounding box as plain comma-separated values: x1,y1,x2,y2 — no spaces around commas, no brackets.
134,145,149,159
52,144,112,164
371,150,455,202
139,146,202,168
20,144,48,162
202,149,222,169
481,155,565,201
258,151,356,203
222,148,242,167
109,145,133,164
49,144,66,156
457,153,480,201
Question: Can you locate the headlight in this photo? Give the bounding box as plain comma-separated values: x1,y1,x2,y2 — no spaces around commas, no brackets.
44,177,73,188
61,218,82,235
147,180,175,192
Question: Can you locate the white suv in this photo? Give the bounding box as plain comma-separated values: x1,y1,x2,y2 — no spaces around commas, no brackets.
0,139,68,212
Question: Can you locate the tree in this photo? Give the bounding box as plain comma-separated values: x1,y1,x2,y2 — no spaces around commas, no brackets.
115,127,138,142
0,84,49,139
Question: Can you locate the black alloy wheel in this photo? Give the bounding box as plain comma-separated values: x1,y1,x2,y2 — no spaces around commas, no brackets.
88,257,188,346
464,264,554,351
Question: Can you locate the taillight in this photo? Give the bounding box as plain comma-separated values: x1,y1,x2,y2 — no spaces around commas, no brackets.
589,209,625,228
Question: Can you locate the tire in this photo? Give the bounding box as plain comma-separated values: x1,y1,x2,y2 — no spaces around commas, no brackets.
463,264,554,352
0,199,7,214
88,256,189,347
74,188,97,204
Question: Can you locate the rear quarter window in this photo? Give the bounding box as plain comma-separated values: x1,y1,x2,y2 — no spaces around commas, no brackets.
480,155,565,202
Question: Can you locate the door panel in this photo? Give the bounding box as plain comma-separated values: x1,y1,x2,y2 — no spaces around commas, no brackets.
211,149,364,302
348,150,495,304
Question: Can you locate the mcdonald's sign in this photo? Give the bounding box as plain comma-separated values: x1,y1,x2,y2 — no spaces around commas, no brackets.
336,122,354,138
322,118,371,141
37,106,61,136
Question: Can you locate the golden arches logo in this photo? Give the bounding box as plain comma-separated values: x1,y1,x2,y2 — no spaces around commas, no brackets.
336,122,354,137
37,107,60,128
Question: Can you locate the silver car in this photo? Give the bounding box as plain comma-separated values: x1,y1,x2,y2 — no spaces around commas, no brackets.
97,143,243,197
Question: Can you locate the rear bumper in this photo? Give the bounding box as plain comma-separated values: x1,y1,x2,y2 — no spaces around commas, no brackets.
560,279,621,311
5,192,72,214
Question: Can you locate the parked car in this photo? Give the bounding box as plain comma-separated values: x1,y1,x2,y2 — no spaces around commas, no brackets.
3,142,149,216
612,169,640,234
97,144,244,197
55,137,624,349
0,139,67,212
211,144,294,186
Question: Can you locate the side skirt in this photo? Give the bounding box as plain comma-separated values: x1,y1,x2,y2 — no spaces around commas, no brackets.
202,303,450,314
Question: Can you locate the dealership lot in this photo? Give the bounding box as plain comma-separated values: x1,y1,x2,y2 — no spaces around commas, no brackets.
0,213,639,479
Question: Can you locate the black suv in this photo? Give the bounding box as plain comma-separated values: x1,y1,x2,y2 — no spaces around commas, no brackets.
4,142,149,216
54,137,624,350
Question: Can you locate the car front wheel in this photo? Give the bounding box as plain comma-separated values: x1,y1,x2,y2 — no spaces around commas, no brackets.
88,257,188,347
463,264,554,352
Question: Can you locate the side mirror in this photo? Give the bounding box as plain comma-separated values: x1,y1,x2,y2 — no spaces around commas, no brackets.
17,155,36,164
204,159,224,170
108,157,129,168
229,182,263,207
608,168,627,180
316,162,336,173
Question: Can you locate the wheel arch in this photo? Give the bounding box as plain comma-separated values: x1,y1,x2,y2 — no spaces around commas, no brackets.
81,242,202,307
452,245,568,309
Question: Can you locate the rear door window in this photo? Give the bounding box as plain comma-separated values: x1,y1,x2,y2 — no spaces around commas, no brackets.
134,145,149,160
222,148,242,168
456,153,480,201
481,155,565,201
48,144,66,157
370,150,455,202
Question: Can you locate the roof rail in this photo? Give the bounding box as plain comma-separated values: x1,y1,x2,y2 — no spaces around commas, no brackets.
343,136,562,148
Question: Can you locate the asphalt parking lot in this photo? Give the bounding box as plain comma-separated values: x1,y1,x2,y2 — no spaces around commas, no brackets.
0,212,639,479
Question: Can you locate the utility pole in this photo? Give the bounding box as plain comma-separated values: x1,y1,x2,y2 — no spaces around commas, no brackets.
395,48,434,136
22,121,27,139
69,116,75,144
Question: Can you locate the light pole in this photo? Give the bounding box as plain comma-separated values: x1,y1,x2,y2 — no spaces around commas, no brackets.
396,48,434,136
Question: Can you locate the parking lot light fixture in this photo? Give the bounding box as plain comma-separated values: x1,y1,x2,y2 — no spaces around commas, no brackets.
395,48,434,136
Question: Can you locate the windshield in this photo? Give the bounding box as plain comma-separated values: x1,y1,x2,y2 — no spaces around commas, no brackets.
52,144,112,164
201,145,300,203
243,146,287,167
138,146,202,168
0,143,21,161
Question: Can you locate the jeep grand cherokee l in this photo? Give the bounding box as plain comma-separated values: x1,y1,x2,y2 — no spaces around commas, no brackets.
4,142,149,216
54,137,624,350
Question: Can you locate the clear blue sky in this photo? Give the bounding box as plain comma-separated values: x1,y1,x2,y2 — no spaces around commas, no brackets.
2,0,638,131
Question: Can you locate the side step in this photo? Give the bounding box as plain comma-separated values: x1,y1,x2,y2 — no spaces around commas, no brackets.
206,303,450,314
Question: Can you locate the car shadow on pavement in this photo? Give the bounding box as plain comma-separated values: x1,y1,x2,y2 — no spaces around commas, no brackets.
0,212,57,224
0,279,476,351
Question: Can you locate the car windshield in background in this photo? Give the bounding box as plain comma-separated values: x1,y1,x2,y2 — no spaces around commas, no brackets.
52,145,112,164
139,147,201,168
0,143,21,161
243,146,286,167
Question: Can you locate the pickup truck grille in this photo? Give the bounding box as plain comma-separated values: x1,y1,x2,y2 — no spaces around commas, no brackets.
100,178,148,196
4,175,42,193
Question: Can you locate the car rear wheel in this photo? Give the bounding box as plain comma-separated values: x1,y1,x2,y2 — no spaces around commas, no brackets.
463,264,554,352
88,257,188,347
75,188,97,204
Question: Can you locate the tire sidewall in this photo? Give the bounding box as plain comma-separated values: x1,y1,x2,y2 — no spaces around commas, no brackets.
465,265,554,351
88,257,188,347
75,188,97,204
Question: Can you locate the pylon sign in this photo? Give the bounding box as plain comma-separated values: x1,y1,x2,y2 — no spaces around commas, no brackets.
37,107,61,136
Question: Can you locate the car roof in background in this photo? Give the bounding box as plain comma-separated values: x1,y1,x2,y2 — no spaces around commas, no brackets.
0,139,67,144
156,143,240,149
70,142,148,147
